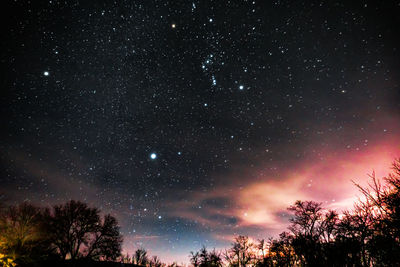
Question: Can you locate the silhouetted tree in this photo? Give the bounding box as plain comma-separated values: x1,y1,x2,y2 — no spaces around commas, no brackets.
190,246,222,267
121,252,132,263
190,251,200,267
287,200,324,266
208,248,223,267
199,246,209,266
3,157,400,266
319,210,342,266
224,236,254,267
0,203,52,265
44,200,122,260
134,248,149,266
268,232,296,267
167,262,180,267
223,158,400,266
256,239,266,266
355,159,400,266
332,209,369,266
150,255,164,267
259,238,274,267
84,214,122,260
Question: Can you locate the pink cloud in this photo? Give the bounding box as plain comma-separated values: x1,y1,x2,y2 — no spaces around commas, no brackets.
236,137,399,228
167,136,400,239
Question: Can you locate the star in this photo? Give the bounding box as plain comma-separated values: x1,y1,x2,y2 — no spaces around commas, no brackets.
212,76,217,86
2,1,399,263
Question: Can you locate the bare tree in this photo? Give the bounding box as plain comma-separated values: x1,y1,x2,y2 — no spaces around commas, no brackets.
189,251,200,267
208,248,222,267
134,248,149,266
0,203,51,265
288,200,323,238
44,200,122,260
199,246,209,266
224,236,254,267
256,239,266,265
190,246,222,267
167,262,180,267
121,252,132,263
268,232,296,267
84,214,122,260
150,255,164,267
320,210,339,243
287,200,324,265
353,159,400,266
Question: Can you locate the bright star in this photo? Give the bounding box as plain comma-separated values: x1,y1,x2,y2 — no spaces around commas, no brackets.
150,153,157,159
239,85,244,90
43,71,49,76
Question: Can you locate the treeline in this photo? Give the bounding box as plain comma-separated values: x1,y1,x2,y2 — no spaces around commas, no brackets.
1,158,400,267
120,249,173,267
189,159,400,266
0,199,177,267
0,200,123,266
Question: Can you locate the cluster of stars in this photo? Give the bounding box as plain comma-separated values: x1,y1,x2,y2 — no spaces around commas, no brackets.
2,0,399,263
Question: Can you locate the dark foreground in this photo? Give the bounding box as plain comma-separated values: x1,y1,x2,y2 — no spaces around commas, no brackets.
21,260,139,267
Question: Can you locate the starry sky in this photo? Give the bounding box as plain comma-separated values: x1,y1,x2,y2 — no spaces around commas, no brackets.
1,0,400,263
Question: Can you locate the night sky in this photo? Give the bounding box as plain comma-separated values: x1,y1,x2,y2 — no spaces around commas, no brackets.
1,0,400,263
